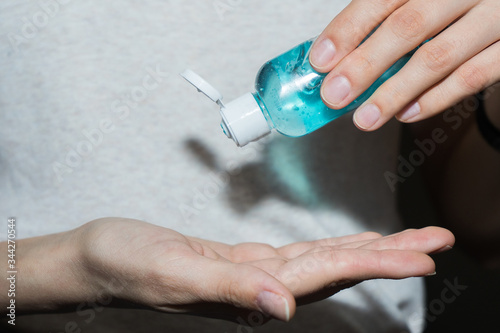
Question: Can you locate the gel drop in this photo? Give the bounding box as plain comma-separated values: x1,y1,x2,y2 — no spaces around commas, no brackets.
182,37,419,147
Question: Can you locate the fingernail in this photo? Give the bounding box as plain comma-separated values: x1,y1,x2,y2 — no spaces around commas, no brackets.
310,38,336,68
398,102,421,122
426,271,437,277
323,75,351,106
256,291,290,322
434,245,453,254
354,104,381,129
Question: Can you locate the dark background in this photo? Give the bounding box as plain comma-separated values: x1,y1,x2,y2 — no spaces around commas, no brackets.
399,125,500,332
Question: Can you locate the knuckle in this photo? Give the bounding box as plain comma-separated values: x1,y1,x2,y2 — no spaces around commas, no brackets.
387,8,426,42
325,248,342,267
313,246,335,256
457,63,488,93
336,15,358,37
348,49,377,75
390,234,404,249
335,16,369,48
310,248,338,267
380,80,410,108
419,42,454,74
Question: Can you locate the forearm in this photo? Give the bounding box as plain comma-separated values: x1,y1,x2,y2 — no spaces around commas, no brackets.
0,229,98,314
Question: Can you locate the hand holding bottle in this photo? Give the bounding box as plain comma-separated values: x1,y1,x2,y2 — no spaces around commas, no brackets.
310,0,500,131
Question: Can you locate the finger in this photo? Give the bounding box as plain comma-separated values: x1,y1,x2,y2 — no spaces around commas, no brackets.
275,249,435,298
310,0,409,72
357,227,455,253
396,40,500,122
298,227,454,256
279,229,421,260
161,257,296,322
277,231,382,259
353,3,499,130
213,232,383,264
310,228,417,250
322,0,475,111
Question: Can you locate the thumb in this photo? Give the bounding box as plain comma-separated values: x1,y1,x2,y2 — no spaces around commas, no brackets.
190,257,295,322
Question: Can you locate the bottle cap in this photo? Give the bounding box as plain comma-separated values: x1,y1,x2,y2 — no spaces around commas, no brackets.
181,69,271,147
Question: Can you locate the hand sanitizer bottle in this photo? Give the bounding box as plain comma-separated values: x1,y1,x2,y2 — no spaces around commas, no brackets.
182,38,419,147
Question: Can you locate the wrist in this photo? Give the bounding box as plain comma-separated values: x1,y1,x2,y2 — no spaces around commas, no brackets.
4,229,98,313
75,220,130,307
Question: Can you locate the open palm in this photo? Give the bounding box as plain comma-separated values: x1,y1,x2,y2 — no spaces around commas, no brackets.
79,218,454,323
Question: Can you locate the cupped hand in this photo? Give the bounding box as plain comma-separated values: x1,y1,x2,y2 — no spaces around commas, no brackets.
76,218,454,324
310,0,500,130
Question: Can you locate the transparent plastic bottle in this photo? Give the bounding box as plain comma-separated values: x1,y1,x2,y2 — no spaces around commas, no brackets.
182,38,420,147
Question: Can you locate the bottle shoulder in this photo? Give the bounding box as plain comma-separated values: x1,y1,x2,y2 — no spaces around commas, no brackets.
255,39,315,83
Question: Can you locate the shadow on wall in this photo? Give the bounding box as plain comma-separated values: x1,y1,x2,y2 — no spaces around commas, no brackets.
185,113,402,231
3,119,435,333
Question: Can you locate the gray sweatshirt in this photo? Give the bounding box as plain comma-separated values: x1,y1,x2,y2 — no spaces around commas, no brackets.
0,1,424,332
